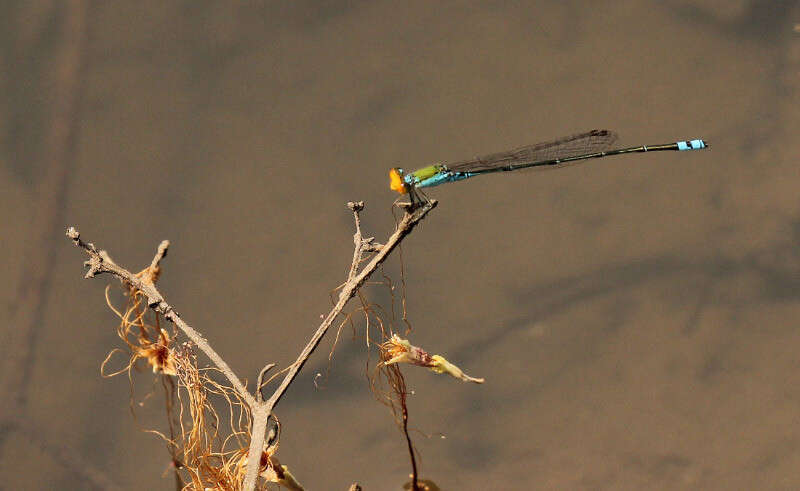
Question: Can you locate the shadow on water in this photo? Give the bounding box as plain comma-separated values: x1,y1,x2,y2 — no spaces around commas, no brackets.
438,215,800,392
279,210,800,410
666,0,798,41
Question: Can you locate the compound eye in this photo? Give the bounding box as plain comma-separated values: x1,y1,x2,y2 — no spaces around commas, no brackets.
389,168,407,194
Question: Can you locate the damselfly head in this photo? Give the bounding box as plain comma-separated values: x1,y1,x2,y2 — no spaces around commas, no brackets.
389,168,408,194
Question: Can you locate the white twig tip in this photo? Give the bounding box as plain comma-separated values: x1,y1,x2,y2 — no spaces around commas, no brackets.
347,201,365,211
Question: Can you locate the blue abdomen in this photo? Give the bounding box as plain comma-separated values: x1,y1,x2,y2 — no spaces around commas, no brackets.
417,172,472,189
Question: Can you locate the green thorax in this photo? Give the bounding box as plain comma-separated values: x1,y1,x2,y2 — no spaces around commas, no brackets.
407,164,445,184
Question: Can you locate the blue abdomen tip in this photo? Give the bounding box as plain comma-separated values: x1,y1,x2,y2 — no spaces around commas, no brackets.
677,139,707,151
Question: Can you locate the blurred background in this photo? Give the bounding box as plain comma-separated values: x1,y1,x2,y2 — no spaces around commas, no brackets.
2,0,799,489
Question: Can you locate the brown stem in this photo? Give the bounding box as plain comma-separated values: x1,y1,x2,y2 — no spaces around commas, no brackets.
66,228,257,408
66,198,436,491
402,392,419,491
241,199,437,490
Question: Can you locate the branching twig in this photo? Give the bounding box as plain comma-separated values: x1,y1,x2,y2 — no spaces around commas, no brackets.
243,199,436,490
66,198,437,490
65,228,257,409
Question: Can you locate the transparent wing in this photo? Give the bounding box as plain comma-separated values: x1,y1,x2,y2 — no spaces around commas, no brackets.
445,130,619,173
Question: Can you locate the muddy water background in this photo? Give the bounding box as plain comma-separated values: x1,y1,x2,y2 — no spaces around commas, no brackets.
2,1,800,489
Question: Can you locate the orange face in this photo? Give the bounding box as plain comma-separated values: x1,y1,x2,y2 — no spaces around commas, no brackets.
389,168,407,194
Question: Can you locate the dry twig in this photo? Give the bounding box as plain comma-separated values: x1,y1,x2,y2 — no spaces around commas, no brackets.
66,199,437,490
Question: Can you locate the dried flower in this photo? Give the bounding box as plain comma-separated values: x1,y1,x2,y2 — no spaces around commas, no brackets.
380,334,484,384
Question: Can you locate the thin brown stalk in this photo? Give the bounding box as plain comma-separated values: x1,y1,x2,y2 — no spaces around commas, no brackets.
66,199,437,490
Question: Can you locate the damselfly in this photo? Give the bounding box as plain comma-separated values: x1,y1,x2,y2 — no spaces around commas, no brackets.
389,130,707,204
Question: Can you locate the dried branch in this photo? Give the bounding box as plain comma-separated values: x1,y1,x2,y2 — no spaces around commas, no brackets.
242,199,437,490
66,198,437,490
66,228,257,409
